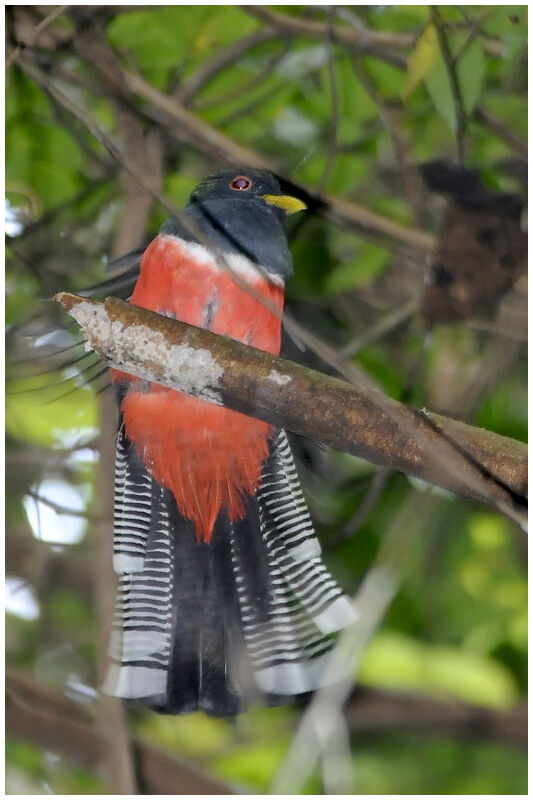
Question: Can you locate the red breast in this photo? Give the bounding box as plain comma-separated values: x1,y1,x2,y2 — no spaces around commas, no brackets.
112,234,285,542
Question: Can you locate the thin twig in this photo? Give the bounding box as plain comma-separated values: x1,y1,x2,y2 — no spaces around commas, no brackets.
351,58,425,225
329,467,392,547
214,80,287,129
26,489,95,520
193,37,293,111
176,28,279,106
475,108,528,159
6,668,234,794
317,7,341,193
452,7,491,61
6,5,69,68
430,7,468,163
340,298,418,357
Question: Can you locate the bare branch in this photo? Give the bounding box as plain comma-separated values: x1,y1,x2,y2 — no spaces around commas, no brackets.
346,687,527,748
329,467,392,546
15,49,436,256
475,109,528,160
340,298,418,357
351,58,426,225
176,28,279,105
192,38,293,112
122,67,437,254
55,292,527,522
243,6,414,55
431,8,468,162
6,5,70,68
26,489,95,520
316,7,341,193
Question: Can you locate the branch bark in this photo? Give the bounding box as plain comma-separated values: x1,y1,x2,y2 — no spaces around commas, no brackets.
55,293,527,522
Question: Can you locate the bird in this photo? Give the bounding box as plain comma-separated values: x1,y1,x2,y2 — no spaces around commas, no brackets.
103,168,357,716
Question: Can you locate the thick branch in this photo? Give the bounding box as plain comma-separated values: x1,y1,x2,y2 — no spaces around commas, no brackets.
6,669,234,795
346,688,527,748
55,293,527,518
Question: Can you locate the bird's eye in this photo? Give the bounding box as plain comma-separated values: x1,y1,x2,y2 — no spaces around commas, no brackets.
230,175,252,191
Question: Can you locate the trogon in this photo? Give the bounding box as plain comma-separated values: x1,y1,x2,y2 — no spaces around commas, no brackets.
104,168,356,716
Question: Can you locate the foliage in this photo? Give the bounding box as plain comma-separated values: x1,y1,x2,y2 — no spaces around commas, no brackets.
6,5,526,795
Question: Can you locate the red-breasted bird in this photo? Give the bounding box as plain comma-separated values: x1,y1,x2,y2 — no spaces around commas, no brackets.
104,169,356,715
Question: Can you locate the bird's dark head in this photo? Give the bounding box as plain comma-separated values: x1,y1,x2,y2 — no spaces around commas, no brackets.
161,168,306,280
189,168,307,219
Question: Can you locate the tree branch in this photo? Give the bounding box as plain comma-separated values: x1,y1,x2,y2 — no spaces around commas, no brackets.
242,7,504,62
175,28,279,105
431,7,468,162
242,6,414,55
5,5,70,68
55,292,527,523
346,687,527,748
474,108,528,160
122,67,437,254
7,667,524,796
15,49,436,256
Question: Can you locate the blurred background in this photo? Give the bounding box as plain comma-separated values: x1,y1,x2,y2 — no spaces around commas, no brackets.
6,5,527,795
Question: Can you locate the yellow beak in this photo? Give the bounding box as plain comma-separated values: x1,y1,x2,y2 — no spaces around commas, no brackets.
262,194,307,215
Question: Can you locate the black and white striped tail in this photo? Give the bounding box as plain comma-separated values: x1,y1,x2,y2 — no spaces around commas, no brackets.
103,425,357,715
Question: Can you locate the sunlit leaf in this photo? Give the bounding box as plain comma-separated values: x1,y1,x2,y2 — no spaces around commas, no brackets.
403,23,439,99
6,379,98,448
360,631,519,708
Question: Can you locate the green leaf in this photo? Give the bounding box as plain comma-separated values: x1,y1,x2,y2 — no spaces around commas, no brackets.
360,631,519,708
325,242,388,294
107,7,211,86
6,379,97,448
457,39,485,114
424,50,457,133
468,512,510,551
403,23,439,99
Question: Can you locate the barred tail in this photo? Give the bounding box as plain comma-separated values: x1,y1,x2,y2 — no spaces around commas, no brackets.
103,425,357,715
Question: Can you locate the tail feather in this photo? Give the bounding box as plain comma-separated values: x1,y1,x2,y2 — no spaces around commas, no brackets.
112,423,153,574
104,478,174,703
163,504,243,716
258,431,356,634
104,424,357,715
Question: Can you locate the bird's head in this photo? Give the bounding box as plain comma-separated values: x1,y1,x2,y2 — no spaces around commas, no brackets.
189,168,307,219
158,169,307,280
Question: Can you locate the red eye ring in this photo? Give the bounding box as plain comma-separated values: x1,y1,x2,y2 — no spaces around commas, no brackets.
230,175,252,191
